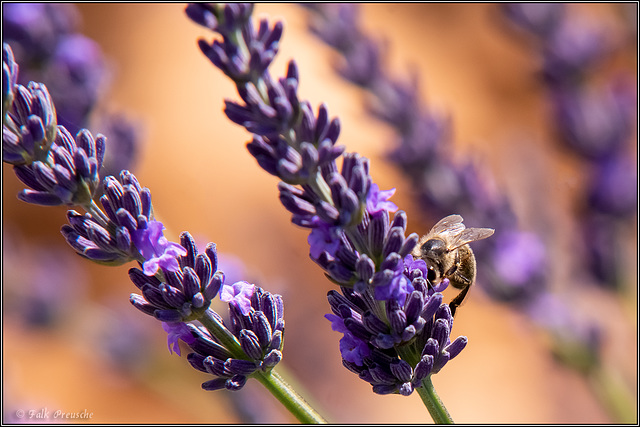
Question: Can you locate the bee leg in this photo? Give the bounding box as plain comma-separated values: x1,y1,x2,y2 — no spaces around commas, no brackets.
449,285,471,317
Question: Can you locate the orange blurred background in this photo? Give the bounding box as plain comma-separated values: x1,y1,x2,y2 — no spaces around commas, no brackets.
3,3,637,423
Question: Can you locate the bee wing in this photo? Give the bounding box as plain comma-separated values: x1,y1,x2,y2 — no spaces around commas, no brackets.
426,214,465,239
448,227,495,250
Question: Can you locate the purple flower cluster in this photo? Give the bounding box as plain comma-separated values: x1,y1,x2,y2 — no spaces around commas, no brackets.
4,44,105,207
326,260,467,395
4,39,285,394
2,3,140,178
186,3,469,396
502,3,637,289
303,3,546,306
302,3,608,378
186,285,284,391
60,170,155,266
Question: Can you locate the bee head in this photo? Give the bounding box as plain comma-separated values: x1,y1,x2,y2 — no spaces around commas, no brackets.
419,238,446,286
420,238,446,259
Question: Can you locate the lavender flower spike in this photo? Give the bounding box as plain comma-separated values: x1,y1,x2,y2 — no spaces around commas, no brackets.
3,43,106,207
186,286,285,391
186,3,473,403
60,170,176,268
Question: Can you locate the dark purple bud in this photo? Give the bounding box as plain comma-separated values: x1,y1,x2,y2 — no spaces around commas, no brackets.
355,254,375,282
195,254,213,288
128,267,153,290
343,317,371,341
129,293,157,317
115,226,131,252
327,262,355,284
143,284,170,309
380,252,401,272
432,351,451,374
226,358,258,376
17,189,62,206
240,329,263,361
225,375,247,391
253,311,273,348
159,283,184,307
413,354,434,383
201,378,228,391
115,208,137,233
432,318,450,351
401,324,417,342
191,292,206,308
187,352,209,373
262,349,282,368
315,200,340,223
362,311,389,335
399,233,419,258
368,365,397,385
387,308,407,335
422,337,439,359
181,267,201,299
155,309,184,323
372,384,399,395
382,227,404,258
404,291,424,321
390,359,413,383
447,336,468,359
158,269,179,292
204,271,224,301
422,293,443,320
185,4,218,30
368,209,389,257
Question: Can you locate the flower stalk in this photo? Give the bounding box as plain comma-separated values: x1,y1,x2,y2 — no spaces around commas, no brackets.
186,3,479,422
253,369,328,424
416,377,454,424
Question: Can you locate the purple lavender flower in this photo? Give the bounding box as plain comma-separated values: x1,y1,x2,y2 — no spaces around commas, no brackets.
60,170,152,266
220,280,255,316
587,151,637,217
307,217,341,258
503,3,637,295
4,22,291,409
186,286,285,391
45,34,105,135
187,2,468,398
491,231,546,289
541,14,613,85
366,183,398,215
133,220,187,276
325,313,371,365
163,321,196,356
328,281,467,396
2,3,78,68
3,4,141,176
4,43,108,208
552,83,635,160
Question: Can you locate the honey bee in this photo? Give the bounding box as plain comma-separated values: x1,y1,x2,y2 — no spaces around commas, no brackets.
412,214,494,316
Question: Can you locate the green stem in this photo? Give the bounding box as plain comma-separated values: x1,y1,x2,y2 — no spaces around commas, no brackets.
253,368,328,424
588,365,637,423
198,310,245,359
416,376,454,424
199,311,327,423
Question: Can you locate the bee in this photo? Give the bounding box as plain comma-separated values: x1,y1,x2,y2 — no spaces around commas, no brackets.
412,214,494,316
